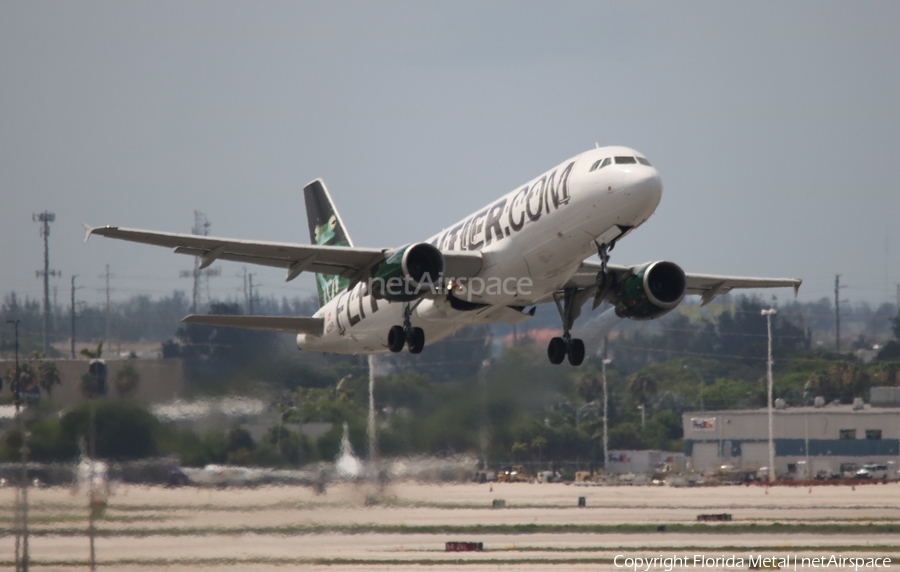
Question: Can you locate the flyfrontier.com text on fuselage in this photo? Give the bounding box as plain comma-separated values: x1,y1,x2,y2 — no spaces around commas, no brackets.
613,555,892,572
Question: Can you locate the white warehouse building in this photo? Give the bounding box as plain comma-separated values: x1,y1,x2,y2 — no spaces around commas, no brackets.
682,402,900,479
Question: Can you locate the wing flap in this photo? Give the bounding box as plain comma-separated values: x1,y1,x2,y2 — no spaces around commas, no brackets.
181,314,324,335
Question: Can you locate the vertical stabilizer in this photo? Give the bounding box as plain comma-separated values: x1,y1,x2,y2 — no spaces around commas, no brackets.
304,179,354,307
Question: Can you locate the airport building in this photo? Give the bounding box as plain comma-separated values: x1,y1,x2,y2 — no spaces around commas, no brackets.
682,400,900,478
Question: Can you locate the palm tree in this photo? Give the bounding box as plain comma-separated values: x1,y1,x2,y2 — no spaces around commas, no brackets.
114,365,140,397
574,371,602,404
79,342,107,398
628,374,657,407
80,341,104,360
4,363,36,396
37,360,62,399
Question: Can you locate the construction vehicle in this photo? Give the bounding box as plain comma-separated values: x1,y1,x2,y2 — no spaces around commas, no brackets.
497,464,529,483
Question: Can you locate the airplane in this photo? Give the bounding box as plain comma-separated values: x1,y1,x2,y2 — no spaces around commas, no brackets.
85,145,801,366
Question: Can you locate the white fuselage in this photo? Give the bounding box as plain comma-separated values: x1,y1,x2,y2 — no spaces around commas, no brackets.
298,146,663,354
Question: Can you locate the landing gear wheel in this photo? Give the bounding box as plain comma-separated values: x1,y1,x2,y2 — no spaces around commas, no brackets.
387,325,405,353
407,327,425,354
567,338,585,366
548,337,566,365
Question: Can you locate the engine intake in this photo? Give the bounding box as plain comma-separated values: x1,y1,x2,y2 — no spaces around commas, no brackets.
614,261,686,320
370,243,444,301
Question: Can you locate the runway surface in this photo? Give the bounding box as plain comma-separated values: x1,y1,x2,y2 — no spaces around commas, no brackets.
2,481,899,570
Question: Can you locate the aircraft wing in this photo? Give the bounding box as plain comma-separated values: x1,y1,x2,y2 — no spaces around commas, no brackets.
568,261,801,306
181,314,324,334
84,225,482,282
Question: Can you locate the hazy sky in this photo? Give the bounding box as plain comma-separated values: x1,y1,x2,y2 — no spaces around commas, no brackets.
2,1,899,310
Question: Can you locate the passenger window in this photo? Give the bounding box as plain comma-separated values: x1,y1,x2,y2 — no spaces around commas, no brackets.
839,429,856,440
866,429,882,440
637,157,652,166
615,156,637,164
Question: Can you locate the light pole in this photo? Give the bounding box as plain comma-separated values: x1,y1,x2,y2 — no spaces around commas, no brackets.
7,318,29,571
601,357,611,473
762,308,777,483
367,354,376,463
637,404,645,430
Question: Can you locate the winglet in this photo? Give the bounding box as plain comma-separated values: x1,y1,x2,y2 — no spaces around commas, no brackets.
793,280,802,298
83,223,95,244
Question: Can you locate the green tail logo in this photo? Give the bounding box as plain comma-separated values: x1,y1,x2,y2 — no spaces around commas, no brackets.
304,179,353,307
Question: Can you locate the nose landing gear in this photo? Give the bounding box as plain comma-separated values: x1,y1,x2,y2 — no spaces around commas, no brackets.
592,240,618,310
388,302,425,354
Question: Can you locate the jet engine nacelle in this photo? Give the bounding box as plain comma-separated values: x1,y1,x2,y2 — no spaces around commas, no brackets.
614,261,686,320
370,242,444,302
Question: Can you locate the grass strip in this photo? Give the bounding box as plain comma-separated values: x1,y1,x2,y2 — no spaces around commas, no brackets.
5,554,898,568
0,514,167,525
3,521,900,537
498,545,900,553
0,557,618,567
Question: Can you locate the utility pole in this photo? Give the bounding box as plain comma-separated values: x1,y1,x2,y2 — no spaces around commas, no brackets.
834,275,843,353
33,211,58,355
248,273,256,314
70,276,78,359
762,308,777,483
100,265,111,344
180,213,220,311
7,319,21,414
685,365,705,412
193,211,210,311
243,267,249,314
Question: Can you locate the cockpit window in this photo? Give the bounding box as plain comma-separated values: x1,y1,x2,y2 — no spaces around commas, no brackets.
590,157,612,171
615,156,637,164
637,157,652,166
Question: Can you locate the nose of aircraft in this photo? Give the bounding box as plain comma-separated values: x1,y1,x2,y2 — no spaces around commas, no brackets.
622,167,663,224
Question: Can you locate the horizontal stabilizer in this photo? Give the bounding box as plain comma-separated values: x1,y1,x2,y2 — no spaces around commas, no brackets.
181,315,324,335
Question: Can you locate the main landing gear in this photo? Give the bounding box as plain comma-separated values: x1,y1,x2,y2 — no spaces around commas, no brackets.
548,289,586,366
388,302,425,354
547,242,616,366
